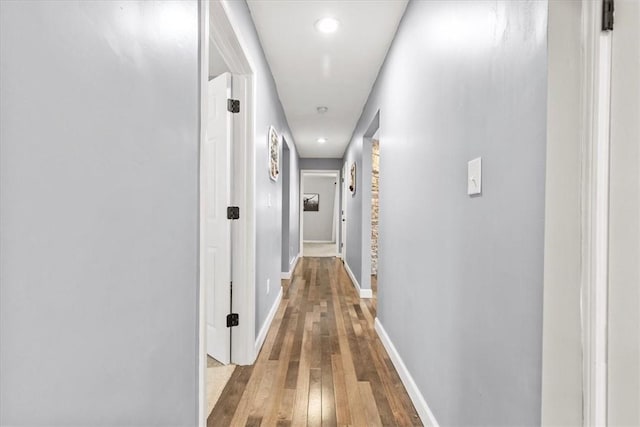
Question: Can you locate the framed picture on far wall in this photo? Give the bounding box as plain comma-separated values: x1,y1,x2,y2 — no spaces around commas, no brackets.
268,126,280,182
303,193,319,212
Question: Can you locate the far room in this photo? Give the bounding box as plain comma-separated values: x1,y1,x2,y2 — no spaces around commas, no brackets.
301,171,340,257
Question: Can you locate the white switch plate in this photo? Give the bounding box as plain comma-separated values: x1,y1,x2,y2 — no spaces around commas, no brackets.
467,157,482,195
267,278,270,294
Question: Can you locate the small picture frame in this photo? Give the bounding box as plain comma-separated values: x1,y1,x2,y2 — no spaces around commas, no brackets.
303,193,319,212
268,126,280,182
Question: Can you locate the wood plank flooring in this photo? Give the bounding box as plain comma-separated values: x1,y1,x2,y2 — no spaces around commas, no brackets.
208,257,422,427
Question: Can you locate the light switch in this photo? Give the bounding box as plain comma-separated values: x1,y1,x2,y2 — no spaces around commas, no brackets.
467,157,482,195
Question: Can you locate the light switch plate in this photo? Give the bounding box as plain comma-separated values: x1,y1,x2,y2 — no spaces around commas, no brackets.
467,157,482,195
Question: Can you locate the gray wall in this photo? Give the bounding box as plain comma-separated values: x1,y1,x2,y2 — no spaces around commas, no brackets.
226,1,299,336
0,1,199,425
303,176,337,242
300,157,343,171
343,1,547,424
541,1,583,424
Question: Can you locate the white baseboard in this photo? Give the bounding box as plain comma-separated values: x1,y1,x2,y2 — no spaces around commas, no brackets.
254,286,282,357
281,252,301,279
344,261,373,299
375,318,439,427
303,240,335,243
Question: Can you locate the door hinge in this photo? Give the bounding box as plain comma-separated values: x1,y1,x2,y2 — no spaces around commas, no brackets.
603,0,614,31
226,313,239,328
227,206,240,220
227,99,240,113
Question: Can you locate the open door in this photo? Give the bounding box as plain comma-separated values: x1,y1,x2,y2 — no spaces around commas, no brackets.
204,72,232,364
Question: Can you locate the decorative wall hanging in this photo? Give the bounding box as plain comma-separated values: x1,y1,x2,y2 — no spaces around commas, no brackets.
303,193,319,212
349,162,356,194
268,126,280,182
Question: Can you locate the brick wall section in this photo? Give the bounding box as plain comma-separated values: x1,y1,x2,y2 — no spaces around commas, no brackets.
371,140,380,275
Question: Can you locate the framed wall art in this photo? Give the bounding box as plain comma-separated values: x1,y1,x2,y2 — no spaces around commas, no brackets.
349,162,356,194
268,126,280,182
303,193,319,212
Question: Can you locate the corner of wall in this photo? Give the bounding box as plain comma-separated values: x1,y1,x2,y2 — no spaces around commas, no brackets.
375,319,440,427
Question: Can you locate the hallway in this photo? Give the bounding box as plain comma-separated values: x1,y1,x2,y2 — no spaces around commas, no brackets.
303,242,337,258
208,257,421,426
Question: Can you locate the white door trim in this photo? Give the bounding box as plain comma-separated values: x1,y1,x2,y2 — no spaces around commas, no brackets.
199,0,257,424
300,170,341,257
580,1,612,424
197,3,209,423
341,161,348,260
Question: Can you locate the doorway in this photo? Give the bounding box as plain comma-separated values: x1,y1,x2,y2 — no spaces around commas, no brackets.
341,162,348,260
202,69,236,416
199,0,257,424
281,140,293,276
360,111,380,301
300,170,340,257
370,133,380,303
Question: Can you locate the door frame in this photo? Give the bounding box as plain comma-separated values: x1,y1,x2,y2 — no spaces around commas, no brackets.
340,162,348,260
579,1,612,423
542,1,612,424
299,169,341,257
198,0,257,424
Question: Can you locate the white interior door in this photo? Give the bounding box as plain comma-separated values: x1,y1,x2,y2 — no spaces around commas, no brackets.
204,73,232,364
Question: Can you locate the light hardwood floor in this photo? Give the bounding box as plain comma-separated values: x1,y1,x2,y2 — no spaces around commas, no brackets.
208,257,422,427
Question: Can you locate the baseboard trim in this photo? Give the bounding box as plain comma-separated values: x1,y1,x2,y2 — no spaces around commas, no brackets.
344,261,373,299
375,318,439,427
281,252,301,279
303,240,335,243
254,286,282,357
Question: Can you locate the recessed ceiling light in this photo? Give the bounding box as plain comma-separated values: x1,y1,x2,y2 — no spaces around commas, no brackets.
317,106,328,114
315,17,340,34
317,137,327,144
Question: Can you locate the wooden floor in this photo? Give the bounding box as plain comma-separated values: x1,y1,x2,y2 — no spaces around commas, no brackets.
208,257,422,427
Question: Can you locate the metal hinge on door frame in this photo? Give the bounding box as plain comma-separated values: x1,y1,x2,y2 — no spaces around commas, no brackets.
227,99,240,113
226,312,239,328
227,206,240,220
603,0,614,31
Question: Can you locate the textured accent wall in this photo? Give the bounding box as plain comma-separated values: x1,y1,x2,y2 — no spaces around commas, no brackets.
371,140,380,275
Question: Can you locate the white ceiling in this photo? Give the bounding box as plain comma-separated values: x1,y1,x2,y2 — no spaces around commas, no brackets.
247,0,408,158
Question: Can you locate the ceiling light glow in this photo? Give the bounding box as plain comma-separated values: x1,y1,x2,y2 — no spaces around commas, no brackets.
317,138,327,144
315,17,340,34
